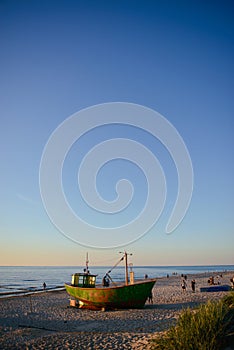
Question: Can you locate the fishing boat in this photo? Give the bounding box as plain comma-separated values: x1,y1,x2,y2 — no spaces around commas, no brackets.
65,252,156,310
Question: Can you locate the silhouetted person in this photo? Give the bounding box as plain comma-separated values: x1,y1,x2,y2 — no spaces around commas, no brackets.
43,282,46,290
102,275,110,287
191,279,196,292
148,291,153,304
181,279,187,292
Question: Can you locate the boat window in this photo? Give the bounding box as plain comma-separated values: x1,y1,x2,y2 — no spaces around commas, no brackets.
71,273,96,287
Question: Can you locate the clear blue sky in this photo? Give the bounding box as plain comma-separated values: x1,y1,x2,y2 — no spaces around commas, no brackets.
0,0,233,266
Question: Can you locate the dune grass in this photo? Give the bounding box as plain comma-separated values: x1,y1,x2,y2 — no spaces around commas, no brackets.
151,291,234,350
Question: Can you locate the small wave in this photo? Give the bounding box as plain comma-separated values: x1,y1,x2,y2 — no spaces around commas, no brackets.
23,279,38,282
3,283,22,287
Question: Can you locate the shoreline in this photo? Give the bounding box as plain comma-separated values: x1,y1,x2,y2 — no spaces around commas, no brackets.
0,268,231,298
0,286,65,299
0,271,233,349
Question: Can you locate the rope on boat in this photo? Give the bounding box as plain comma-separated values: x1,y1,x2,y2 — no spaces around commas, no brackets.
106,255,124,275
102,254,125,286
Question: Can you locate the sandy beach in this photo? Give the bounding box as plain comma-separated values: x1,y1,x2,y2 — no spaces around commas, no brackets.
0,271,233,350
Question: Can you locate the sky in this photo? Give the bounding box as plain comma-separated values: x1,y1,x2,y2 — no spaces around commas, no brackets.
0,0,233,266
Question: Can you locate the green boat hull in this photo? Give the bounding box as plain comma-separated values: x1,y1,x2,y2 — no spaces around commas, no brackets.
65,279,156,310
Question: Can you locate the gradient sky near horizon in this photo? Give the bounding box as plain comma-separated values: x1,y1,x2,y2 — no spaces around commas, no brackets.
0,0,233,266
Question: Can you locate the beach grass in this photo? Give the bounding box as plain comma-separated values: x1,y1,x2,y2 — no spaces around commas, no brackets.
150,291,234,350
222,290,234,308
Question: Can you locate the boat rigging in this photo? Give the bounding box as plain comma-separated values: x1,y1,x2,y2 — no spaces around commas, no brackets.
64,252,157,310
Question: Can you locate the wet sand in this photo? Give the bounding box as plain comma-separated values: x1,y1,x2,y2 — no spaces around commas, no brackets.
0,271,233,349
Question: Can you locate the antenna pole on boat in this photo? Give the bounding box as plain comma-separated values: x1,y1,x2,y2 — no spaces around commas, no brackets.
125,252,128,285
86,252,89,273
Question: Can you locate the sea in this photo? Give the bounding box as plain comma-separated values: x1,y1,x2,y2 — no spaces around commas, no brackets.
0,265,234,297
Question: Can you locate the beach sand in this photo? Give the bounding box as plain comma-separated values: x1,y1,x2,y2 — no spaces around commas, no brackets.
0,271,233,349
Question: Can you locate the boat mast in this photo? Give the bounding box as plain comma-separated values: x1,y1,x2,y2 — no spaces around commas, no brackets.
120,251,132,285
86,252,89,273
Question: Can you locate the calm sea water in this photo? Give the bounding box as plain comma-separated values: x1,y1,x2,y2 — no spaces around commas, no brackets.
0,265,234,295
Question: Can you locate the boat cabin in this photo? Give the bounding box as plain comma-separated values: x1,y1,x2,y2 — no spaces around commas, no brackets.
71,273,97,288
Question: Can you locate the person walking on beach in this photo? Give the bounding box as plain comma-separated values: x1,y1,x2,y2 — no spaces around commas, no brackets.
191,279,196,293
43,282,46,290
181,279,187,292
148,291,153,304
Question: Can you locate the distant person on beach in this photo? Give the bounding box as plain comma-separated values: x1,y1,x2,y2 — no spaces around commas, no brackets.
43,282,46,290
208,276,215,285
181,279,187,292
148,291,153,304
191,279,196,292
145,274,148,279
